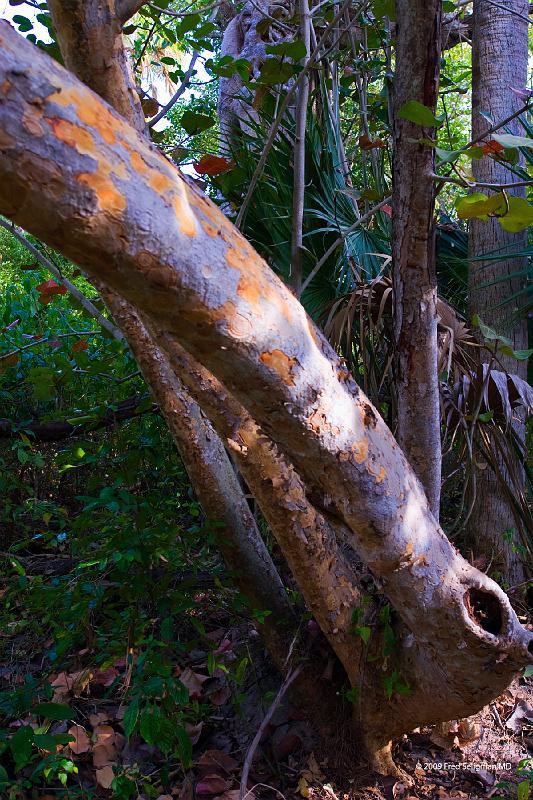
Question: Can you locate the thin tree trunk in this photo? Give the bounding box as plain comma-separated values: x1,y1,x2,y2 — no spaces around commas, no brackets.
47,0,295,659
289,0,311,294
2,26,533,768
392,0,443,517
468,0,529,586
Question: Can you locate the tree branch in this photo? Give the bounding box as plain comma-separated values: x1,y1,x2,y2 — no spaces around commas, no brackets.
117,0,147,23
0,395,158,442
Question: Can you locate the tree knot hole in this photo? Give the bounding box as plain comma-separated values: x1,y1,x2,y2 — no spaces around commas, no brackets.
464,588,503,635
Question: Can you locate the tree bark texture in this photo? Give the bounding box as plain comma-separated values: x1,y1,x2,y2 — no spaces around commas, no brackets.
468,0,530,585
2,23,533,768
392,0,443,518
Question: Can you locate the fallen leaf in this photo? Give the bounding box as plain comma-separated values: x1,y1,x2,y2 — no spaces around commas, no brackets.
210,684,231,707
96,765,115,789
185,721,203,744
180,668,209,699
89,712,109,727
68,724,91,754
506,699,533,731
51,669,92,701
274,731,301,760
93,744,114,768
198,750,238,775
196,775,231,795
298,777,310,798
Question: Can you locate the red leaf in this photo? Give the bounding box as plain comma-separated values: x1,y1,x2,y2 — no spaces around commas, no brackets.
482,139,505,155
194,155,233,176
198,750,239,775
71,339,89,353
36,280,68,296
381,204,393,217
358,134,387,150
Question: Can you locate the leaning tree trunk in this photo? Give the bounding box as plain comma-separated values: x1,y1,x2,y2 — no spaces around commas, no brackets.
467,0,529,586
392,0,443,518
47,0,297,663
2,24,533,772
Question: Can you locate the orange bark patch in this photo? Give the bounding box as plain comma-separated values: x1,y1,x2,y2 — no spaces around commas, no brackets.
129,151,151,176
351,440,368,464
172,193,197,237
148,171,175,194
0,129,15,149
49,87,118,145
259,350,298,386
48,118,96,157
202,221,219,237
77,170,126,214
236,272,261,306
367,463,386,483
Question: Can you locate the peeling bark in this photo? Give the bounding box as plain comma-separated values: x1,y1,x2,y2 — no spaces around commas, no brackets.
1,24,533,767
392,0,443,517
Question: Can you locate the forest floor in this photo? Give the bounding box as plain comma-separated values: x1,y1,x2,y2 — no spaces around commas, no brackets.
1,544,533,800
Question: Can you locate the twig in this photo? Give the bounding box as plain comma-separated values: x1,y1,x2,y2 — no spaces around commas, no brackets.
299,196,391,296
239,664,304,800
147,0,223,17
431,173,533,189
148,51,200,127
483,0,532,25
0,219,124,341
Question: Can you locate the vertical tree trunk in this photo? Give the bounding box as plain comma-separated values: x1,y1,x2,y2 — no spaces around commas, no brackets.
468,0,529,586
392,0,442,518
47,0,296,653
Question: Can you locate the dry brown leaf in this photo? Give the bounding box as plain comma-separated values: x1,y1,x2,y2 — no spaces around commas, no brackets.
196,774,231,795
298,777,310,798
185,721,203,744
93,744,114,768
180,668,209,699
96,765,115,789
198,750,239,775
89,712,109,727
51,669,92,701
67,725,91,754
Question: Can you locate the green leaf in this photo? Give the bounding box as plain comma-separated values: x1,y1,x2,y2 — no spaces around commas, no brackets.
463,145,484,159
175,725,192,768
477,411,494,423
34,702,73,720
472,314,513,346
435,147,462,163
34,733,75,750
373,0,396,19
139,705,163,746
517,779,530,800
258,58,297,85
265,40,307,60
355,626,372,644
397,100,443,128
524,665,533,677
13,14,33,32
493,133,533,150
10,725,34,770
455,192,506,220
123,697,140,738
498,197,533,232
181,110,216,135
